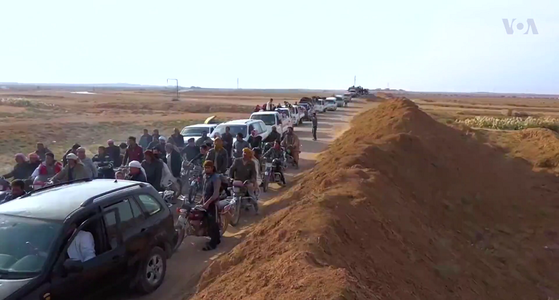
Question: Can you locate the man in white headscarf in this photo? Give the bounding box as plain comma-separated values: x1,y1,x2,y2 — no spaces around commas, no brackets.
127,160,147,182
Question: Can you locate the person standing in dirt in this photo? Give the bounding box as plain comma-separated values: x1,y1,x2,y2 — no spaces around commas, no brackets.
106,139,122,167
35,143,51,161
311,112,318,141
232,133,250,159
123,136,144,166
170,128,185,148
201,160,221,251
139,129,153,150
221,127,234,163
142,150,163,191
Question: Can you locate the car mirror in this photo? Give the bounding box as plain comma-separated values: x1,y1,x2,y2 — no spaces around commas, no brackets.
63,258,84,273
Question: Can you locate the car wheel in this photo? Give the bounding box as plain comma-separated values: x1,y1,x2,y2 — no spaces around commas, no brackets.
135,247,167,294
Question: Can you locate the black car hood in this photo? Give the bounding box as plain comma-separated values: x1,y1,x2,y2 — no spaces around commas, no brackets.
0,278,32,300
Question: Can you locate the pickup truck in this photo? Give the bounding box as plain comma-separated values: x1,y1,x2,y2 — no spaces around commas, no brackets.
293,105,306,125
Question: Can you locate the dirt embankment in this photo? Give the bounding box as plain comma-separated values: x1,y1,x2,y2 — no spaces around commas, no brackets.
192,99,559,300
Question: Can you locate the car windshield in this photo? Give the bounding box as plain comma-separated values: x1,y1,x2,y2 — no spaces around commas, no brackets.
251,114,276,126
181,127,209,136
0,214,61,278
212,125,247,138
326,100,336,104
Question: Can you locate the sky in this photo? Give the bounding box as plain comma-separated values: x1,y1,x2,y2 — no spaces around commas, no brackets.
1,0,558,93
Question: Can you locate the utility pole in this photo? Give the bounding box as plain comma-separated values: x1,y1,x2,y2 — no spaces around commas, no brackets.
354,76,356,86
167,78,179,100
237,78,239,89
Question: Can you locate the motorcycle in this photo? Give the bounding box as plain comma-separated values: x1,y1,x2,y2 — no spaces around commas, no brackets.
262,158,286,192
284,147,297,168
178,199,233,242
159,185,187,253
228,179,258,226
186,163,204,203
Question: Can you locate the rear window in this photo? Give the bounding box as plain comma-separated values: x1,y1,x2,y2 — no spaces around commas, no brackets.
212,124,247,138
180,127,209,136
252,114,276,126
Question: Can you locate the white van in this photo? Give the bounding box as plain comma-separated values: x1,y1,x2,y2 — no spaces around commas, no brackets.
250,111,287,134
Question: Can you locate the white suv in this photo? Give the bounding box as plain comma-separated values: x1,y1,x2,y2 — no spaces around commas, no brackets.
210,119,270,141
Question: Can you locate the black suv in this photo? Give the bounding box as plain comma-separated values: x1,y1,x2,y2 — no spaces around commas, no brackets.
0,178,176,300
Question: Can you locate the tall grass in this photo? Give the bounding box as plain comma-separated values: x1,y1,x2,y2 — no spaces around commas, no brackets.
455,116,559,131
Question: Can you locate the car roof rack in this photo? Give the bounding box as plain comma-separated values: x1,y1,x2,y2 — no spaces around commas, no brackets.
81,182,146,207
19,178,93,199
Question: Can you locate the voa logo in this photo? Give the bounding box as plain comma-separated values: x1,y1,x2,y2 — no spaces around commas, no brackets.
502,18,538,35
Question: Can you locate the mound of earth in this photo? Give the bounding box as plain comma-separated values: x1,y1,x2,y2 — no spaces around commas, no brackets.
192,99,559,300
481,128,559,172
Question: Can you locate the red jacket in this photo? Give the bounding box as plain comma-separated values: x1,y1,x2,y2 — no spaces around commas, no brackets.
38,161,62,175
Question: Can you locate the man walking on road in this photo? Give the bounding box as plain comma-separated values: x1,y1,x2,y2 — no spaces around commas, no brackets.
311,112,318,141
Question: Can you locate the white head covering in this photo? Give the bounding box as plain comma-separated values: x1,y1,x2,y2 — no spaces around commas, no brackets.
66,153,79,161
128,160,147,180
158,136,166,142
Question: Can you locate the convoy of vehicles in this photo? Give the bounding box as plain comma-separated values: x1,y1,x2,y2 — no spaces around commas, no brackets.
0,91,361,299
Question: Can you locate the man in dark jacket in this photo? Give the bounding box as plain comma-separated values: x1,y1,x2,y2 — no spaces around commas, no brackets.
106,140,122,167
93,146,115,179
311,112,318,141
35,143,51,161
170,128,185,148
1,180,27,204
221,127,234,160
3,153,33,180
181,138,200,162
232,133,250,159
152,129,161,142
139,129,153,149
142,150,163,191
263,126,281,143
205,138,229,174
165,143,182,178
123,136,144,166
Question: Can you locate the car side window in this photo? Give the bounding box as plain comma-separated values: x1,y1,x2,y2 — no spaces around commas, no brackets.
130,198,145,221
103,198,136,248
276,115,281,125
137,194,162,216
248,124,254,134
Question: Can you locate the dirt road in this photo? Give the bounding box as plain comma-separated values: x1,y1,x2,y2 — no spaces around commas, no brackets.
108,101,374,300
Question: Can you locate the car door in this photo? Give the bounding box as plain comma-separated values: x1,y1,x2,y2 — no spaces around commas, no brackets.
48,209,126,300
103,197,147,271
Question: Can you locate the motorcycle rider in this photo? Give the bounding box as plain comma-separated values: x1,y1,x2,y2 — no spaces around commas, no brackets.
247,130,262,149
127,160,147,182
1,180,26,203
31,152,62,184
262,140,287,185
205,137,229,174
92,146,114,179
51,153,89,183
190,144,209,166
181,138,198,160
195,131,212,147
28,153,41,172
201,160,221,251
263,126,281,143
281,126,301,168
3,153,32,181
228,147,258,213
